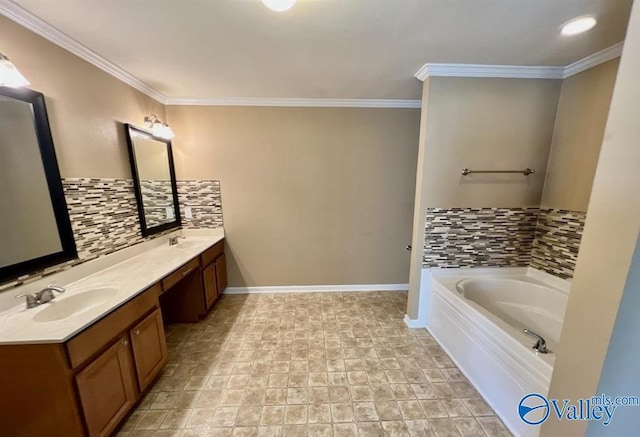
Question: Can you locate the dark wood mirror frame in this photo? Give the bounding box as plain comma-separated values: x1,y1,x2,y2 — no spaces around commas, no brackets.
124,124,181,237
0,87,77,283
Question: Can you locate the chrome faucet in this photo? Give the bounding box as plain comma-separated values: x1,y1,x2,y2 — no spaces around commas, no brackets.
168,235,186,246
523,329,550,354
15,282,66,309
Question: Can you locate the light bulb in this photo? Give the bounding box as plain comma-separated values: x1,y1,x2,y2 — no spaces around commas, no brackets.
0,54,30,87
261,0,297,12
561,16,597,36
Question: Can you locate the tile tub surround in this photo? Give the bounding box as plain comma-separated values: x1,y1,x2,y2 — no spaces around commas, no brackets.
423,208,540,268
119,291,512,437
0,178,223,290
530,209,586,280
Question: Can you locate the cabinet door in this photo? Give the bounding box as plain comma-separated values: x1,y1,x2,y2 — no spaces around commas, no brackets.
76,336,137,437
130,309,168,392
214,253,228,297
203,263,218,309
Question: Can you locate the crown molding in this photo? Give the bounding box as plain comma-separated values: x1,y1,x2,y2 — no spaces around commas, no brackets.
0,0,167,103
165,97,422,108
1,0,623,107
415,63,565,81
563,42,624,78
415,42,624,82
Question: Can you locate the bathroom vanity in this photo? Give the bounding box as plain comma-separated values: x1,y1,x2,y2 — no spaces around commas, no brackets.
0,232,227,437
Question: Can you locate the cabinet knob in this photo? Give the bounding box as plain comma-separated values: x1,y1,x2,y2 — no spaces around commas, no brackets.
134,329,141,336
122,339,129,346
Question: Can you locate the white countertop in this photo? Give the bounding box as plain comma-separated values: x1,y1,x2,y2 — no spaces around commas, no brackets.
0,229,224,345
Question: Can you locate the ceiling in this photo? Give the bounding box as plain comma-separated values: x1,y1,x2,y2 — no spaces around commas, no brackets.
4,0,633,101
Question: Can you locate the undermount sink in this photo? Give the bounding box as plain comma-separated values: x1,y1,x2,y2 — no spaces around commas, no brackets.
174,241,203,250
33,287,118,322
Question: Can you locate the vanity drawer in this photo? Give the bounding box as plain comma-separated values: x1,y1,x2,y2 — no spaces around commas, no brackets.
201,240,224,267
162,258,200,291
66,284,160,369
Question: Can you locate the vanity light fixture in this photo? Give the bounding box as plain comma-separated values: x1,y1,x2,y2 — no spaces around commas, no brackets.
144,114,175,140
0,53,30,87
261,0,297,12
561,16,597,36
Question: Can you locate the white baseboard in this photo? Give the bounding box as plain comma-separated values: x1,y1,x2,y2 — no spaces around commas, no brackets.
403,314,427,329
223,284,408,294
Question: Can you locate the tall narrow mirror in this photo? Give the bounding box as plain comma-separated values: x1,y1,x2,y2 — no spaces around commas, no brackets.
0,87,77,283
125,124,181,237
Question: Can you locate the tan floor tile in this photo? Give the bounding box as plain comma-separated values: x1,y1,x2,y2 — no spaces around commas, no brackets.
430,418,463,437
282,424,307,437
309,386,331,404
381,421,411,437
331,403,355,422
265,389,286,405
125,293,508,436
160,408,192,429
476,416,511,437
260,406,285,426
186,409,214,429
236,406,263,427
309,373,328,386
136,410,169,430
233,427,259,437
462,398,494,417
308,404,332,424
284,405,307,424
329,386,351,403
333,423,358,437
349,386,373,402
308,423,333,437
353,402,379,422
357,422,383,436
211,407,238,427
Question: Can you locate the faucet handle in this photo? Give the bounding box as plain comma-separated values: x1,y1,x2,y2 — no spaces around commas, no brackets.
46,282,66,293
15,293,38,309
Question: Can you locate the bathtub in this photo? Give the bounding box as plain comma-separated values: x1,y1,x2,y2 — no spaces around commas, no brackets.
428,268,569,437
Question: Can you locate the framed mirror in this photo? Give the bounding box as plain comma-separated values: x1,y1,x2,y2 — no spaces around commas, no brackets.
124,124,181,237
0,87,77,283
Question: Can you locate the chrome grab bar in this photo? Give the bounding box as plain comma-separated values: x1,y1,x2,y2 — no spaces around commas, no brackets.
461,168,535,176
523,329,550,354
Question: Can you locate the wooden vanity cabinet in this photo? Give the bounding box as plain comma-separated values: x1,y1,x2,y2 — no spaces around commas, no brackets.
130,309,168,392
201,240,227,310
161,239,228,320
0,284,167,437
75,334,138,437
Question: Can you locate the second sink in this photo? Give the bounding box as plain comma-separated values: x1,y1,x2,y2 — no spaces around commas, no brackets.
33,287,119,322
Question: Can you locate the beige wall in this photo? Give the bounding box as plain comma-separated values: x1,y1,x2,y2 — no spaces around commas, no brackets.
422,77,561,208
541,4,640,435
0,15,165,179
541,59,619,211
167,106,420,287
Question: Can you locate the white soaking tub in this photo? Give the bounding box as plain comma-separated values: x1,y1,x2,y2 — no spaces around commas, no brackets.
428,268,569,437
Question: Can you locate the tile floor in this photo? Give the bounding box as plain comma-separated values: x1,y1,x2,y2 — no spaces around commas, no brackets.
118,292,512,436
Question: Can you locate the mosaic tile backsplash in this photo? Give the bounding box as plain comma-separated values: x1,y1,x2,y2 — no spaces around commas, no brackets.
178,180,224,229
423,208,539,269
423,207,586,279
1,178,223,290
530,209,586,280
140,180,176,228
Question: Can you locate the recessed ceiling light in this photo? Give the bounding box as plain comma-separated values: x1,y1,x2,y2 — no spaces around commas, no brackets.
261,0,297,12
561,16,597,36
